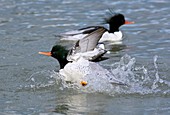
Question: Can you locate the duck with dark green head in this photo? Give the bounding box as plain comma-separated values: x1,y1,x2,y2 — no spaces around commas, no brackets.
39,44,124,87
39,28,125,86
39,27,107,68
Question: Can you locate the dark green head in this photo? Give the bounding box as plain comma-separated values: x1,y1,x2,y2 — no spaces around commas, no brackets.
39,45,69,69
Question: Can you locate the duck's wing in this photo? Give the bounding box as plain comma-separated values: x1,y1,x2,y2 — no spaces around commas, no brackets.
59,26,106,41
67,27,107,61
77,27,107,53
62,26,104,36
79,26,105,34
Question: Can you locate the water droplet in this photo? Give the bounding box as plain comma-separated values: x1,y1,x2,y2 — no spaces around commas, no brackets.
31,78,35,82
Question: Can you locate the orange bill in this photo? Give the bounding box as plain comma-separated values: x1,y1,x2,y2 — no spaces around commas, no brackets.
125,20,135,24
39,51,52,56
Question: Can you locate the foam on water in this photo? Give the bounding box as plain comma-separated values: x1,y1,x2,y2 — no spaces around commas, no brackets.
23,55,170,96
18,70,56,91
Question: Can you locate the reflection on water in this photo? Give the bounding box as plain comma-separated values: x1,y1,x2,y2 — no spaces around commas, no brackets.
53,104,69,114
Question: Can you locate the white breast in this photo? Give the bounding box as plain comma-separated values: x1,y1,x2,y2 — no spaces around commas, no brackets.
59,58,123,85
99,31,123,42
59,58,90,83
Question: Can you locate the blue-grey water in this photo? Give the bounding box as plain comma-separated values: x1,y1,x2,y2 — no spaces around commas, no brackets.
1,0,170,114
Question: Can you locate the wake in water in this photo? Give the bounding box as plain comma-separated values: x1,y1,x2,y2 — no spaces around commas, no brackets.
24,54,170,96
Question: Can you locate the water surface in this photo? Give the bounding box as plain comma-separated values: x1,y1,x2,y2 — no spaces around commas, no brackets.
1,0,170,114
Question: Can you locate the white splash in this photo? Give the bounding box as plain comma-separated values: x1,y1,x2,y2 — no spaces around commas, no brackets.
52,54,170,96
23,55,170,96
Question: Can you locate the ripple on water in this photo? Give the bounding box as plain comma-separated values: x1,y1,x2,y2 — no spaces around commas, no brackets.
22,55,170,96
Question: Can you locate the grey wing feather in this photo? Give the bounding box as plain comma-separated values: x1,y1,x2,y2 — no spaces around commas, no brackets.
78,27,107,53
67,27,107,61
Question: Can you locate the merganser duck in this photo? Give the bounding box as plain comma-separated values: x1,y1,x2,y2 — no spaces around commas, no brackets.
39,49,124,86
39,28,107,68
39,28,124,86
59,13,134,42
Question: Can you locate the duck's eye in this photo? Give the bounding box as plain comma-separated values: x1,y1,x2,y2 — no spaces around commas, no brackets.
52,52,57,56
121,19,125,24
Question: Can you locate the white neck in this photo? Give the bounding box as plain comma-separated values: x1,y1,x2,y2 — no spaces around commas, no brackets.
99,31,123,42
